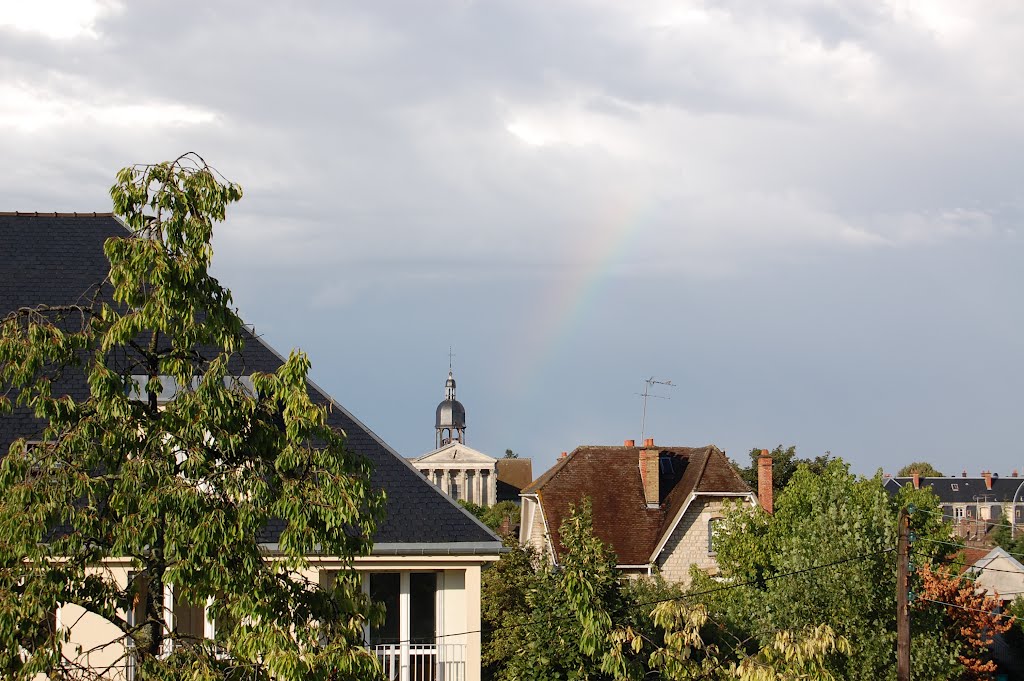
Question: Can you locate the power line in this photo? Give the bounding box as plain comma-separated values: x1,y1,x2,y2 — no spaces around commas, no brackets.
922,552,1024,578
915,536,1024,564
435,546,894,644
917,597,1016,621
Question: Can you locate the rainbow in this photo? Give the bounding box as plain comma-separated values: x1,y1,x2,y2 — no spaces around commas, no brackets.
509,190,652,394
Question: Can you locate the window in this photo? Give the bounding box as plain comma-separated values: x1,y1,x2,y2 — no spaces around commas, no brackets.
708,518,724,555
368,572,437,646
366,572,445,681
951,483,959,492
954,507,965,520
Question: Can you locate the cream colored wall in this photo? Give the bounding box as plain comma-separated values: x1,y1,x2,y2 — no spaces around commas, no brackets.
519,497,550,559
58,564,133,681
975,555,1024,601
656,497,730,585
54,557,493,681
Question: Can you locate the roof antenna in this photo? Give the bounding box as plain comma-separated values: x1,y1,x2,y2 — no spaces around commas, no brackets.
637,377,675,443
448,346,455,371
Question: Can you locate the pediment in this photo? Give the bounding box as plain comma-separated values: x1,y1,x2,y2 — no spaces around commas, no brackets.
414,443,497,464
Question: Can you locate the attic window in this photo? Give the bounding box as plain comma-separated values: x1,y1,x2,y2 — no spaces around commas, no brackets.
128,375,255,404
951,484,959,492
660,457,674,475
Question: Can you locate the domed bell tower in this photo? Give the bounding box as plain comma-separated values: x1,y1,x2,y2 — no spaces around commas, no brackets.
435,370,466,448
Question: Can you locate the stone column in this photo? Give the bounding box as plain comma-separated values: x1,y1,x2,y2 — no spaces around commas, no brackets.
458,470,467,502
490,468,498,506
476,470,484,506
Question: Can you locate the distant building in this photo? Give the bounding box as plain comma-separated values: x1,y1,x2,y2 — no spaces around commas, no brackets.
520,439,759,583
970,547,1024,603
883,471,1024,539
411,368,532,506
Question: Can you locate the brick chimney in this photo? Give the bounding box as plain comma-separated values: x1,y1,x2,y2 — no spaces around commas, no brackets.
983,470,993,490
1014,469,1019,478
757,450,773,514
639,441,659,508
912,472,920,490
624,439,635,447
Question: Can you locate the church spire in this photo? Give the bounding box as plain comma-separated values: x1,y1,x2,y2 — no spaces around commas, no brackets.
435,362,466,448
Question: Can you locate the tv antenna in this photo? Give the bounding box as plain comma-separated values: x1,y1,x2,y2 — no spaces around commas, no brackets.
636,377,675,443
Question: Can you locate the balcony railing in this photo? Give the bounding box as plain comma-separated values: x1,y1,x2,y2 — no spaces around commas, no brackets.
372,643,466,681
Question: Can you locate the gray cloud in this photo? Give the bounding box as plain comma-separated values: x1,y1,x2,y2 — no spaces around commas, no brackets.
2,0,1022,476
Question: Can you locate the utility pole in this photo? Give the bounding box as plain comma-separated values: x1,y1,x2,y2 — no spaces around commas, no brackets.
896,507,911,681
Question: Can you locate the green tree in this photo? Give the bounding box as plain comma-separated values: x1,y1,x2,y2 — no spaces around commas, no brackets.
482,501,849,681
694,459,963,680
481,541,540,680
499,499,627,681
0,154,384,680
733,445,834,493
897,461,944,477
504,448,519,459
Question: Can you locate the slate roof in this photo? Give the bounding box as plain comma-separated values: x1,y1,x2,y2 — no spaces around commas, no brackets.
0,212,501,552
883,476,1024,504
522,444,751,565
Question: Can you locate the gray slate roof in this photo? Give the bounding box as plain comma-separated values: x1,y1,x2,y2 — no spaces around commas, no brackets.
0,212,500,551
883,476,1024,504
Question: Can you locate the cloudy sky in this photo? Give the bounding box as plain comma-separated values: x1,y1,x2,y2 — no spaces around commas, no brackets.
2,0,1022,478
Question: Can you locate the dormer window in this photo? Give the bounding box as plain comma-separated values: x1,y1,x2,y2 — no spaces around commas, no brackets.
127,375,255,404
951,484,959,492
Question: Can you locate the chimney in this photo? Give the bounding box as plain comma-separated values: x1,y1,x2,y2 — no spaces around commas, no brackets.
559,451,567,459
644,438,655,447
1013,469,1019,478
962,470,967,478
757,450,773,514
984,470,993,490
912,472,920,490
639,446,660,507
624,439,635,447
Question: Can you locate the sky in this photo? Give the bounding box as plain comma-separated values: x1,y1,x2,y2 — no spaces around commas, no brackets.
1,0,1022,479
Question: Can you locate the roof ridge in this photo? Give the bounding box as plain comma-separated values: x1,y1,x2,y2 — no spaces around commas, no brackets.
0,211,114,217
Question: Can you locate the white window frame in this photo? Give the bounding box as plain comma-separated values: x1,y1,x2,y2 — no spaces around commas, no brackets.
362,571,446,681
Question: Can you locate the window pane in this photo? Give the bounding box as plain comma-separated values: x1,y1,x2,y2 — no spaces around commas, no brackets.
370,573,401,644
409,573,437,644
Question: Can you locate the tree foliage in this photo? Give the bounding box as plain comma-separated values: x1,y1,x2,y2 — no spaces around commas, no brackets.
694,460,963,680
0,154,384,680
897,461,944,477
916,563,1012,679
483,500,851,681
459,500,521,534
733,445,834,493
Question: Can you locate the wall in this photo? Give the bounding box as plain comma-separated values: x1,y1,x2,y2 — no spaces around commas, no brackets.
656,497,730,585
51,556,491,681
519,496,549,559
59,564,133,680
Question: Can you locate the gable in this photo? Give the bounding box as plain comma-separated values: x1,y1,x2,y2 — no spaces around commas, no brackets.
528,444,751,567
0,212,500,551
414,442,497,465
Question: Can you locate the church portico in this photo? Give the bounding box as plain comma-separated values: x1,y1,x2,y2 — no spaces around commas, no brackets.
411,366,531,508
